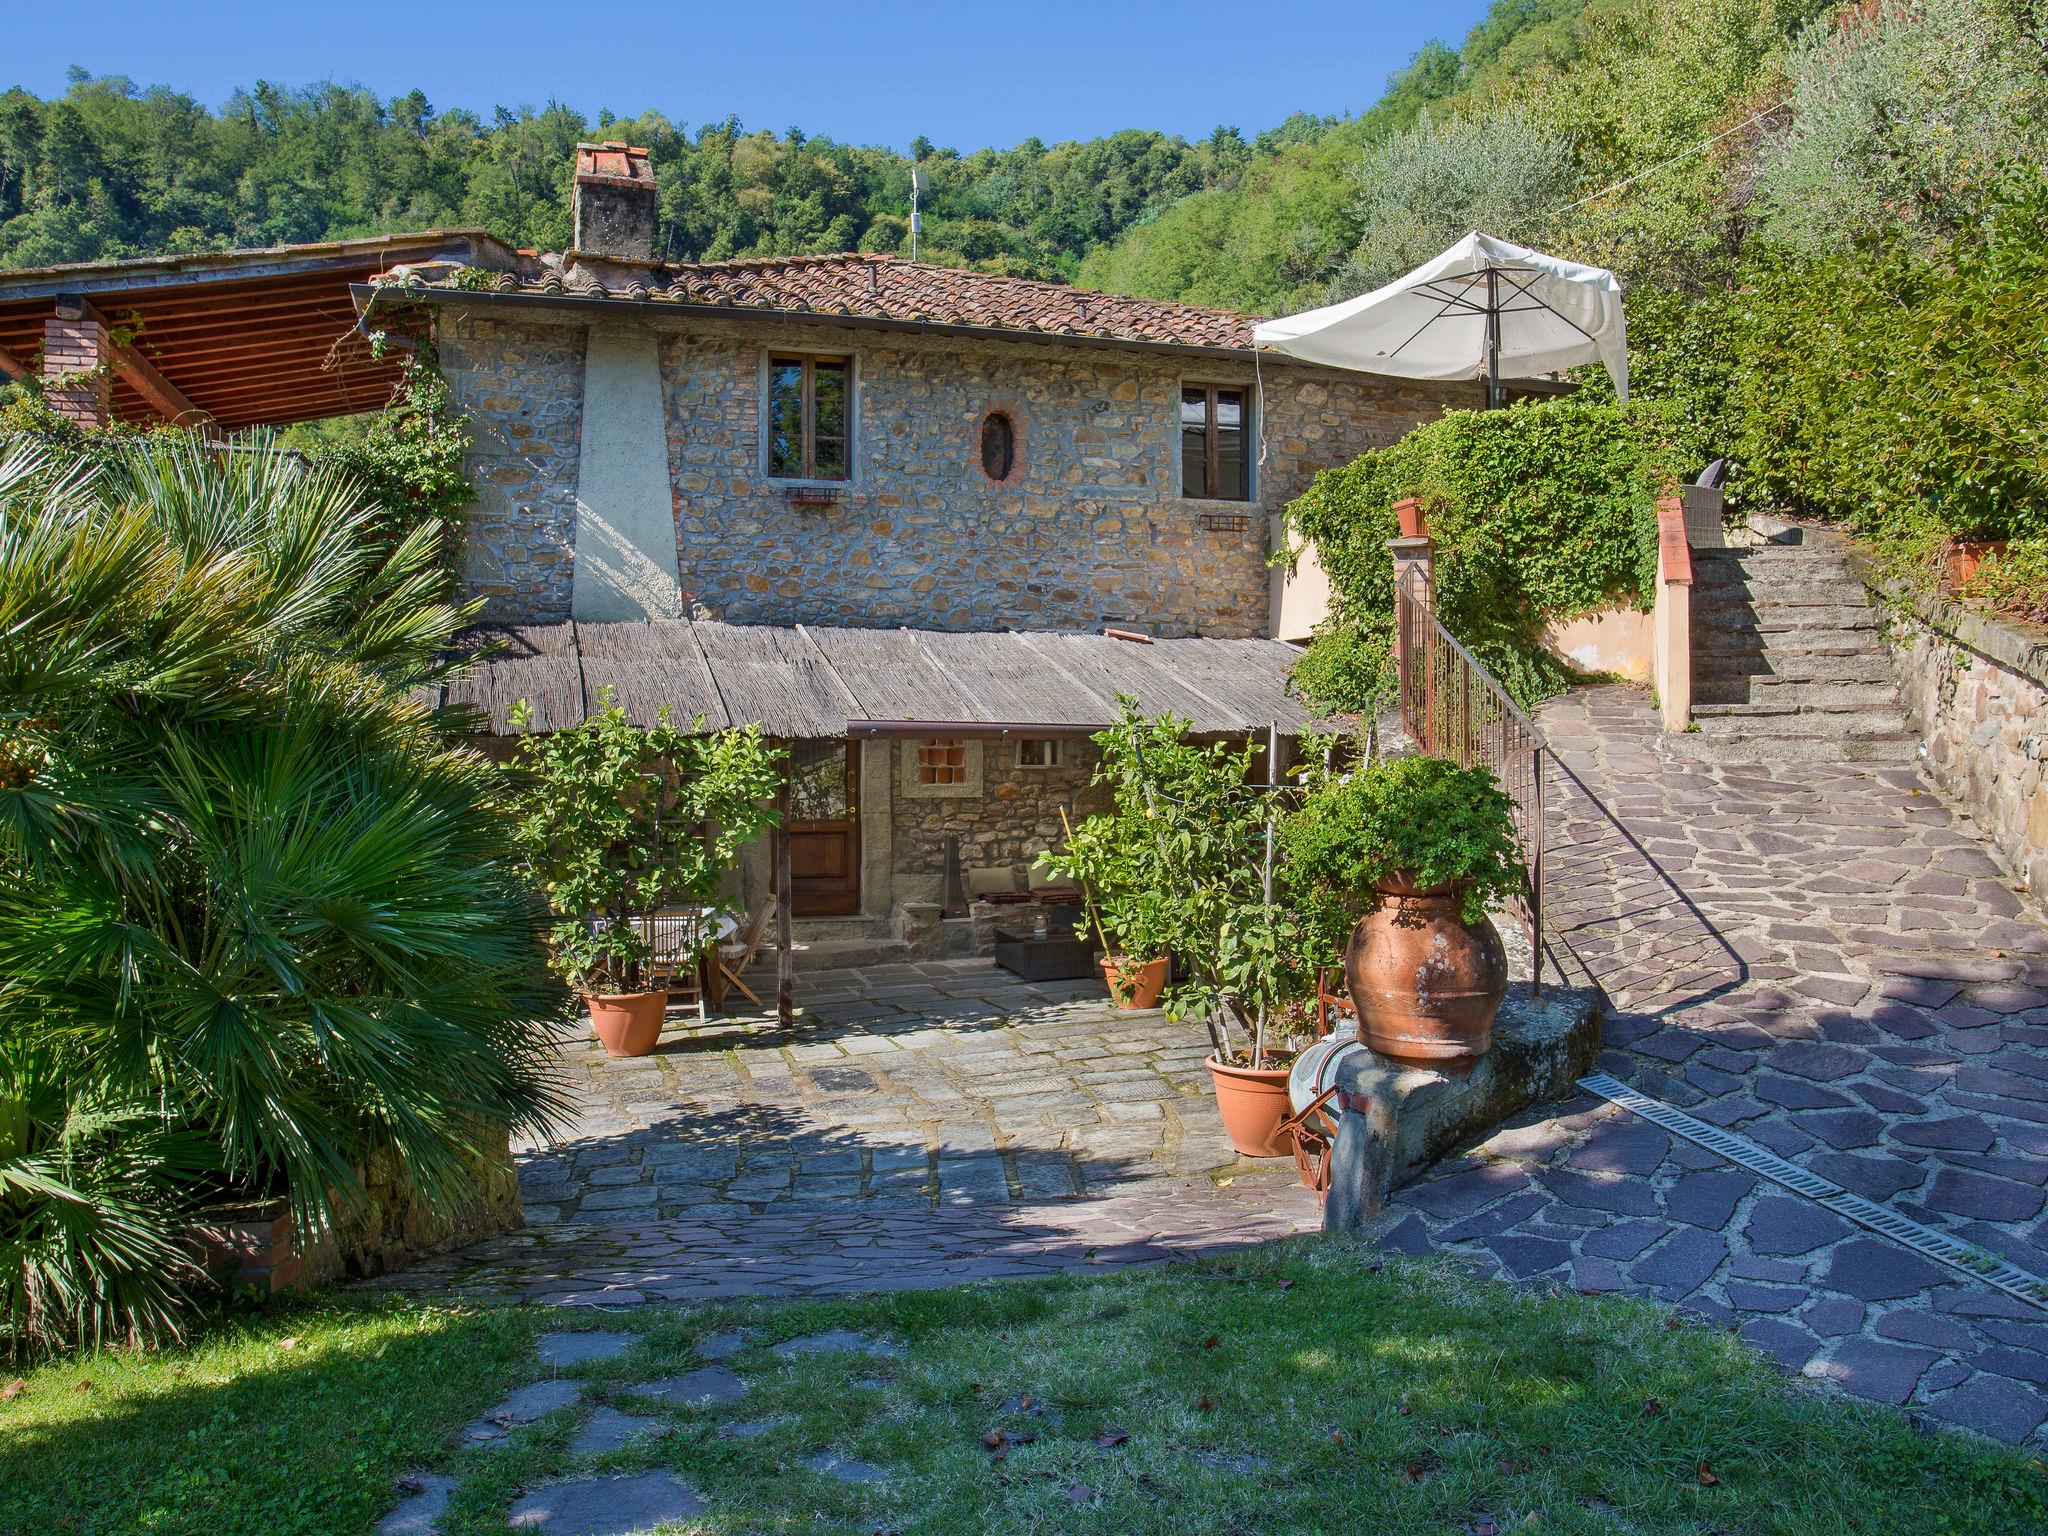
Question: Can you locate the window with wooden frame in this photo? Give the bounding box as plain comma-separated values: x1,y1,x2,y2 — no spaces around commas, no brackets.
917,738,967,785
1015,738,1061,770
1180,384,1251,501
767,354,850,480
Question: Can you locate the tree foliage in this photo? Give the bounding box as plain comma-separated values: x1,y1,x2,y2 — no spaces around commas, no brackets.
506,696,783,996
1336,108,1577,294
0,73,1268,282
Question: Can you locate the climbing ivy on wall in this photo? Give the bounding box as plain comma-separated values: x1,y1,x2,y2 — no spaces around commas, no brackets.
292,355,476,557
1284,397,1682,711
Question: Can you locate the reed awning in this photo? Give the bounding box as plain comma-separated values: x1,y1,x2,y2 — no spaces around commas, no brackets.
437,620,1321,738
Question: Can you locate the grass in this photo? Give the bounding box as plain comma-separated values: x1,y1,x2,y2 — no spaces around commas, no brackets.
3,1241,2043,1535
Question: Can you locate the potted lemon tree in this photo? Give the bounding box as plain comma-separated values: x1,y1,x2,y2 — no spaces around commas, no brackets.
1048,704,1316,1156
508,691,783,1056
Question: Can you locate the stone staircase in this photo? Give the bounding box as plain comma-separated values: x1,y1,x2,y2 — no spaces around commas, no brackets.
1672,531,1919,765
782,915,913,972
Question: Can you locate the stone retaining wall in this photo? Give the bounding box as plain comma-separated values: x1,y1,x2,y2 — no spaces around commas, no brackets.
1877,590,2048,896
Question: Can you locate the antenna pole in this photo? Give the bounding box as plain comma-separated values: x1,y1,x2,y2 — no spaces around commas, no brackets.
909,163,923,262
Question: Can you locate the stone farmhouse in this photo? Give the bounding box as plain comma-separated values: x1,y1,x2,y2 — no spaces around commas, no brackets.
371,144,1479,936
0,141,1482,947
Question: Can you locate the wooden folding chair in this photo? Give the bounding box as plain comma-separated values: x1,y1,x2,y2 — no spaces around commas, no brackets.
716,900,772,1008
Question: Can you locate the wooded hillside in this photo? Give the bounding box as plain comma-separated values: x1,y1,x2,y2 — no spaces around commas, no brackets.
0,4,1577,279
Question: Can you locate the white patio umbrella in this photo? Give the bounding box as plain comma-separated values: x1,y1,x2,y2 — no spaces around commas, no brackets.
1253,231,1628,407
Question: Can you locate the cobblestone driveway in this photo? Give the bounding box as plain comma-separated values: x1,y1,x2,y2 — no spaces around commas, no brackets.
1382,686,2048,1445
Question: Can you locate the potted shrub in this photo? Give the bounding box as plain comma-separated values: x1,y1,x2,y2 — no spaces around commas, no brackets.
1049,704,1317,1155
508,692,782,1056
1282,754,1525,1067
1046,816,1171,1009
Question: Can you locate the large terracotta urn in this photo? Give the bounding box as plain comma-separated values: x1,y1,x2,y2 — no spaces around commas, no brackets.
1343,874,1507,1066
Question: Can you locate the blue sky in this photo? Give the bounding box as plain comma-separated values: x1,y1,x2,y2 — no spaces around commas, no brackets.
7,1,1493,150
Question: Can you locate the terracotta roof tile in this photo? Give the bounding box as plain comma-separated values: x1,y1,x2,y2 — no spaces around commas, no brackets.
384,251,1257,350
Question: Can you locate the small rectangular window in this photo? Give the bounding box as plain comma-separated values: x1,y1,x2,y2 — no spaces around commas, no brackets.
768,354,850,480
1016,739,1061,769
917,738,967,785
1181,384,1252,501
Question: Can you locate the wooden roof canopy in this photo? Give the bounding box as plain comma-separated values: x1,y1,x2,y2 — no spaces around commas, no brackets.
442,620,1324,740
0,231,513,431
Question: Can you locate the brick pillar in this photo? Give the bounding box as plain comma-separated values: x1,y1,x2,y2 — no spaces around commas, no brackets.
1388,533,1435,685
42,298,111,429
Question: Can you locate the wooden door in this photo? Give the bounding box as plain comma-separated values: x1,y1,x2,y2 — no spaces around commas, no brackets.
778,738,861,916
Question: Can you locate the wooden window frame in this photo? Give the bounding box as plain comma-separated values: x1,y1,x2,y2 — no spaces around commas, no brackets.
1179,382,1253,502
767,352,851,482
1015,738,1061,770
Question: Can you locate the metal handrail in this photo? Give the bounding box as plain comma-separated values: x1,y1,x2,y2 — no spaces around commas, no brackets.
1395,567,1546,994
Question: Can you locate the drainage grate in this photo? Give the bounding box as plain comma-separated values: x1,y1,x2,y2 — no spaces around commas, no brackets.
1578,1072,2048,1314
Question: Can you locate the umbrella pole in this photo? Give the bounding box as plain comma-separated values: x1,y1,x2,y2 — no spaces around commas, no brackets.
1485,267,1502,410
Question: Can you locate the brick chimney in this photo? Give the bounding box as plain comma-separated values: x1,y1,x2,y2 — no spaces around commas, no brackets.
573,142,656,261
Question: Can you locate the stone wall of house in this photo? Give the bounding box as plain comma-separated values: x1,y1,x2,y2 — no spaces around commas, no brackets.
439,307,1473,633
440,314,587,622
1881,596,2048,898
887,738,1110,889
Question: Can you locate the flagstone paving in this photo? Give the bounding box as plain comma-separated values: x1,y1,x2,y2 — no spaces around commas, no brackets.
1381,685,2048,1445
374,967,1319,1306
378,680,2048,1452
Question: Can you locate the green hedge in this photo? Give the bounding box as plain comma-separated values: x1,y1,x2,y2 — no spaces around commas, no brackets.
1284,397,1684,709
1725,180,2048,545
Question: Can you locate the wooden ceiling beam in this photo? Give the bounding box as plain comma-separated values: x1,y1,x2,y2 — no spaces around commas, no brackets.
83,301,212,428
187,378,394,415
142,332,381,367
93,282,377,326
123,314,363,350
174,354,401,393
0,346,27,382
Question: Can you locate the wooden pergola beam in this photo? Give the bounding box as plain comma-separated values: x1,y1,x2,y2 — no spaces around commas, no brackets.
0,345,27,382
85,302,213,429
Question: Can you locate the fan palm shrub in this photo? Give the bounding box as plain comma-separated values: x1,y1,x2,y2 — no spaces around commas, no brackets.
0,432,561,1356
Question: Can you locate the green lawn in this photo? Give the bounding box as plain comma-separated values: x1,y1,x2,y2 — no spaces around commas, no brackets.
3,1241,2041,1535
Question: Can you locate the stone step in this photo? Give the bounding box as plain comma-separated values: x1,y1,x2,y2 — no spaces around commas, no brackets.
1692,650,1895,683
1691,676,1899,708
1694,608,1880,635
1691,700,1910,729
1690,581,1872,608
1693,632,1882,660
790,915,895,942
786,937,914,972
1693,548,1856,574
1663,727,1919,765
1690,562,1861,590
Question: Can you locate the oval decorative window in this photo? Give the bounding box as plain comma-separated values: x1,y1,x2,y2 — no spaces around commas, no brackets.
980,412,1016,481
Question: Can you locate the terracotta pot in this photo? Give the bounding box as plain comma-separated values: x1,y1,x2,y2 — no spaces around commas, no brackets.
1344,875,1507,1066
584,989,668,1057
1098,954,1168,1009
1944,539,2007,594
1207,1053,1295,1157
1394,496,1427,539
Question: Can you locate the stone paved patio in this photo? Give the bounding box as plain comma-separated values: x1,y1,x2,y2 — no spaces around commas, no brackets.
376,968,1318,1305
1383,685,2048,1445
382,682,2048,1445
